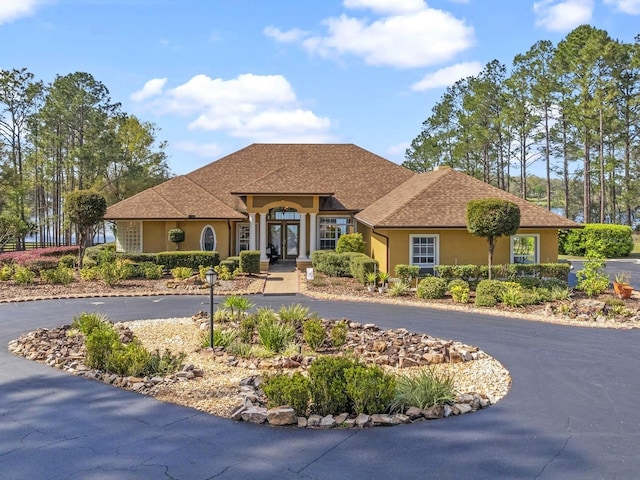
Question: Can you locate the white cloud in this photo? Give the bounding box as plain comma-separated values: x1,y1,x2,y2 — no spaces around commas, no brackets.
130,78,167,102
603,0,640,14
533,0,594,32
302,9,474,68
263,26,309,43
385,142,410,160
174,141,225,158
412,61,483,91
0,0,46,25
134,73,333,142
342,0,426,14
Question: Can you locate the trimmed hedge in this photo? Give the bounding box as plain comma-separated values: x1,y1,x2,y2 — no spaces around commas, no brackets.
350,255,379,284
156,251,220,270
116,253,158,263
240,250,260,274
560,224,633,258
435,263,570,282
312,250,351,277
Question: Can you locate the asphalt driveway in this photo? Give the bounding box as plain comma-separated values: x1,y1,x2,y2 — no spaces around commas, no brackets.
1,295,639,479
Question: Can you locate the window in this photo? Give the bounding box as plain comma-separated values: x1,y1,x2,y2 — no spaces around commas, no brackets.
200,225,216,251
319,217,350,250
237,223,250,253
410,235,438,268
511,235,539,264
115,221,141,253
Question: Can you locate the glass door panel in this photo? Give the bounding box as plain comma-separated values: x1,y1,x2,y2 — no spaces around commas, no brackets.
269,224,282,259
286,224,298,257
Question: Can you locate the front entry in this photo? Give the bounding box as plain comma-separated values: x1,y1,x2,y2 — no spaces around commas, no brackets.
269,222,299,260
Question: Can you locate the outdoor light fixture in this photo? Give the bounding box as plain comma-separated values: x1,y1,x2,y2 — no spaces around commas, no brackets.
205,267,217,350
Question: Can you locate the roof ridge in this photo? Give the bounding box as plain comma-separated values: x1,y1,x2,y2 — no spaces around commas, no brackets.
150,176,190,217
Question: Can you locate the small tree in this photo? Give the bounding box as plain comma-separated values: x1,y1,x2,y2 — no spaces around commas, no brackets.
168,228,185,250
335,232,365,253
64,190,107,269
466,199,520,280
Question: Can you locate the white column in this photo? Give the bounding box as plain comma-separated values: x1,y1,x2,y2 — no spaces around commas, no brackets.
259,213,268,261
248,213,256,250
309,213,317,255
298,213,307,260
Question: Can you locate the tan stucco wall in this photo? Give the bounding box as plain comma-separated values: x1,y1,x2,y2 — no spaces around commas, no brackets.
359,226,559,274
141,220,231,258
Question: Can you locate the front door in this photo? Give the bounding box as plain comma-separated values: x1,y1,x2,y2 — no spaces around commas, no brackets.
269,222,299,259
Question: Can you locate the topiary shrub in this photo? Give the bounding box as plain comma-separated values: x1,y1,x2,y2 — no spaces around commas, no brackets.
335,233,365,254
239,250,260,274
168,228,185,247
416,276,447,299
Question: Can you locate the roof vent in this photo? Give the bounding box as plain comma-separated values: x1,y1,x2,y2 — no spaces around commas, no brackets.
434,165,452,171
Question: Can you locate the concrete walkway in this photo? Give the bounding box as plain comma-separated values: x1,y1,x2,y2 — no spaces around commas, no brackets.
263,260,299,295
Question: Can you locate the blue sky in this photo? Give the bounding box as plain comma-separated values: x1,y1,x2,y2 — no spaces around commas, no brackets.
1,0,639,175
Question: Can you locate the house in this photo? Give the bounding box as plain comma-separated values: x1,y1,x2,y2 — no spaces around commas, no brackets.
105,143,580,273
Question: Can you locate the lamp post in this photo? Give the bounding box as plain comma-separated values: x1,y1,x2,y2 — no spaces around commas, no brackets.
205,267,217,350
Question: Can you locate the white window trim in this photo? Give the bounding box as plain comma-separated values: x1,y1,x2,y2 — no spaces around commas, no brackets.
237,222,250,253
510,234,540,264
317,215,352,250
409,234,439,268
200,225,217,251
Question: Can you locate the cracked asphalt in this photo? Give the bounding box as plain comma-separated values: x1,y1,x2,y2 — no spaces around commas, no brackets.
1,294,639,479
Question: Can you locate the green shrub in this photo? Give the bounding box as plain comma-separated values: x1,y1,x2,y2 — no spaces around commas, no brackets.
72,312,110,336
139,261,163,279
40,265,75,285
13,265,35,285
349,255,379,284
576,254,610,296
171,266,193,280
309,356,357,416
80,266,100,281
475,279,507,305
239,250,260,274
226,341,253,358
540,278,568,290
58,254,77,268
239,315,257,343
515,276,541,289
312,251,352,277
561,224,634,258
0,264,12,281
168,228,185,246
303,317,327,351
263,372,311,416
500,283,524,307
85,324,120,370
390,368,456,413
448,278,469,292
99,259,134,286
117,252,158,264
335,233,365,254
395,264,420,285
450,285,470,303
435,264,484,283
106,340,152,376
278,303,309,325
344,364,395,415
416,277,447,299
143,349,186,376
257,317,295,353
156,251,220,270
225,256,241,271
330,320,349,348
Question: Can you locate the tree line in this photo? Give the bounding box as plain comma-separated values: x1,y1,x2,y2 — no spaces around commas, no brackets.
0,69,171,249
404,25,640,226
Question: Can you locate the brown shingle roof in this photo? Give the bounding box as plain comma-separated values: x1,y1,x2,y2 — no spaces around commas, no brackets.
355,167,580,229
106,144,415,220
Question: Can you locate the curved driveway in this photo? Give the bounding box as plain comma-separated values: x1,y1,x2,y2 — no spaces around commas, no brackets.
1,295,639,479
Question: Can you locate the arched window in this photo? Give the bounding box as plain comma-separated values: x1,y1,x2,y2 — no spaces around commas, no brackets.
200,225,216,251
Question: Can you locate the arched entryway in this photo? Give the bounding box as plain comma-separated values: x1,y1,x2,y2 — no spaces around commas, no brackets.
267,207,300,261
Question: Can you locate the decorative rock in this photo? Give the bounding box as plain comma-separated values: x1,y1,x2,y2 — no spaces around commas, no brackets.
319,415,336,428
443,404,453,417
355,413,371,428
405,406,423,419
297,417,308,428
230,405,246,421
307,414,322,428
267,406,297,426
371,414,398,426
423,405,444,419
334,413,349,425
241,407,268,424
455,403,473,414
